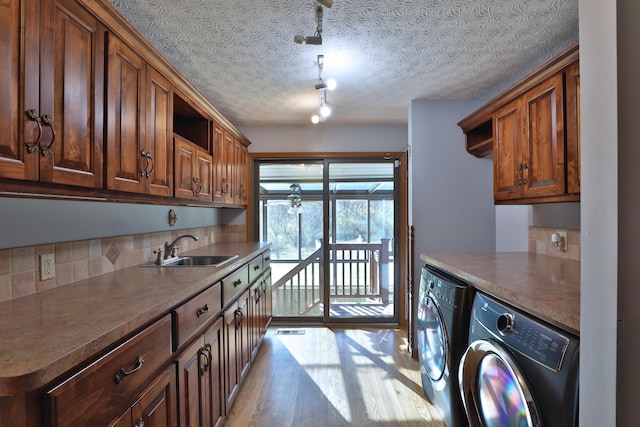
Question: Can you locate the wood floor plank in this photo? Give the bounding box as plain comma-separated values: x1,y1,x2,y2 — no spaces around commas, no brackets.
224,327,446,427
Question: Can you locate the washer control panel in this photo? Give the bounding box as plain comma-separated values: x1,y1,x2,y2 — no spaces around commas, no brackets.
473,293,571,372
423,267,468,314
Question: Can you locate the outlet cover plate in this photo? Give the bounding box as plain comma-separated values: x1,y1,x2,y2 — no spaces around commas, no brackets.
40,253,55,281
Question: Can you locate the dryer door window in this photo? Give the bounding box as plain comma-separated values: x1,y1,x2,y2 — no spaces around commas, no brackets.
459,340,541,427
418,294,448,383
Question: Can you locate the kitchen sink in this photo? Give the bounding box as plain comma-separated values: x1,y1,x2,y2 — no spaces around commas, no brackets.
145,254,238,267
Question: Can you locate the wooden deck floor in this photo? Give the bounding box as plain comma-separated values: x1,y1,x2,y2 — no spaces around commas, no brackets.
223,327,446,427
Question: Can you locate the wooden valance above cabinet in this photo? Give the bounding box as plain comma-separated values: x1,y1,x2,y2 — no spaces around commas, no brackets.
458,44,580,205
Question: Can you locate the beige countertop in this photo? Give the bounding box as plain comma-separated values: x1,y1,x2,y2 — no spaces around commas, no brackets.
420,252,580,336
0,241,270,396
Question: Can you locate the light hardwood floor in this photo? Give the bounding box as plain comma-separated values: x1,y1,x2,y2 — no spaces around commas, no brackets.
224,327,446,427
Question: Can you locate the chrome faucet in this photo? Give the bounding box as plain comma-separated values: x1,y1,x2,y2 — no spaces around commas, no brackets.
163,234,199,260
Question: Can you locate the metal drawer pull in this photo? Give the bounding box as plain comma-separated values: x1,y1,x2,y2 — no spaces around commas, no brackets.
233,279,242,287
196,304,210,318
199,347,210,375
134,418,144,427
115,356,144,384
253,265,260,271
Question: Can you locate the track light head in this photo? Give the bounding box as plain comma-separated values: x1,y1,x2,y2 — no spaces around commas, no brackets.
294,35,322,45
317,0,333,8
315,81,327,90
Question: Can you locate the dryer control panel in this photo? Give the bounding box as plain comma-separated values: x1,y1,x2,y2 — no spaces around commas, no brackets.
472,293,572,372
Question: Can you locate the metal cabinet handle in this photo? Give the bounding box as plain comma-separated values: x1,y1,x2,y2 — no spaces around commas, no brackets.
140,150,154,177
199,347,210,375
254,287,261,303
222,178,228,194
134,418,144,427
115,356,144,384
25,109,43,153
233,279,242,287
39,115,55,157
253,264,260,271
193,177,202,197
234,308,244,327
521,163,528,185
196,304,210,318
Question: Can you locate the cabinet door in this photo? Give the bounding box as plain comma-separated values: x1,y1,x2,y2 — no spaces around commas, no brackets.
175,136,197,200
262,269,272,334
203,317,225,427
212,123,226,203
521,73,565,198
0,0,39,181
106,33,146,193
40,0,104,187
223,303,239,409
566,62,580,194
493,99,523,201
175,135,212,201
130,364,177,427
177,336,206,427
195,148,213,201
222,130,235,203
237,290,251,382
146,67,173,197
233,139,248,205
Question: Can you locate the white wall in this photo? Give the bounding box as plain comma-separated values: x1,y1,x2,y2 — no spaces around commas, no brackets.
239,124,408,153
409,99,496,259
579,0,618,424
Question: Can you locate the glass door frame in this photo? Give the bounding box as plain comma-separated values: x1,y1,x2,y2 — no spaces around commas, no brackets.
251,152,409,326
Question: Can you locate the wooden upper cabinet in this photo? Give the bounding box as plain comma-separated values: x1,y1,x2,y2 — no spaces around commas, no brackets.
234,138,248,206
493,99,523,201
174,134,212,201
0,0,37,181
0,0,104,187
494,74,565,201
565,62,581,194
521,73,565,198
213,123,226,203
459,45,579,204
106,33,173,196
146,67,174,197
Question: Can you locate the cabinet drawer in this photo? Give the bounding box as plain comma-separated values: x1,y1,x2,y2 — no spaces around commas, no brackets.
222,265,249,307
173,282,222,349
248,254,263,284
263,249,271,269
46,315,172,427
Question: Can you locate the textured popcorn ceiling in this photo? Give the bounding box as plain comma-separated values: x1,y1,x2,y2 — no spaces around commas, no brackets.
108,0,578,125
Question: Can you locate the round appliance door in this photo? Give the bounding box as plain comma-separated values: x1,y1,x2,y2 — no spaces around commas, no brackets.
458,339,541,427
417,290,449,389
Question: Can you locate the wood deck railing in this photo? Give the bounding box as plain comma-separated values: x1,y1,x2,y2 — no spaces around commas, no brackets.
272,239,391,316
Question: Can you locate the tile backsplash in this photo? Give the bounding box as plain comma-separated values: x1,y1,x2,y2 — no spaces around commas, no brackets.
528,226,580,261
0,224,246,302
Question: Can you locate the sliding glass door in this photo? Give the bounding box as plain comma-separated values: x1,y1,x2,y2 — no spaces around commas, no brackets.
256,157,400,324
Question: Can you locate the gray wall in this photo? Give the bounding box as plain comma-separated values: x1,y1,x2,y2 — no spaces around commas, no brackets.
0,197,241,249
409,99,496,262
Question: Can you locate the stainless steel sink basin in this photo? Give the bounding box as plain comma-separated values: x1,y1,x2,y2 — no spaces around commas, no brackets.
145,254,238,267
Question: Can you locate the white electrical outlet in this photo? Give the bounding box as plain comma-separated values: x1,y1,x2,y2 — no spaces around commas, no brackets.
40,253,55,281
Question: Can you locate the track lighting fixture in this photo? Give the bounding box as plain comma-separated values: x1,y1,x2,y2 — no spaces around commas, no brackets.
311,54,335,123
294,3,325,45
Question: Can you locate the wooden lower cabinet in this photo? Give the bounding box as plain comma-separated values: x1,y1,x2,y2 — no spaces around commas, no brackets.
110,364,177,427
176,316,224,427
223,288,251,410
